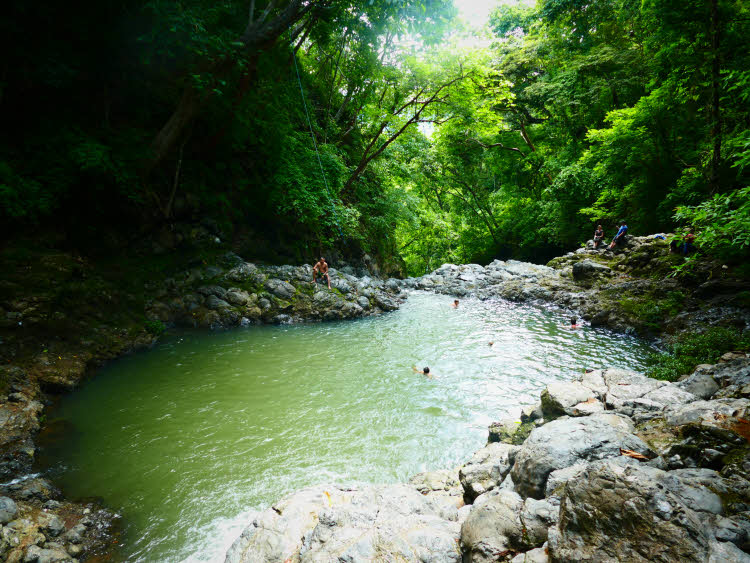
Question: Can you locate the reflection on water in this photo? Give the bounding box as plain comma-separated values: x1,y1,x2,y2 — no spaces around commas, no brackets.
43,292,655,562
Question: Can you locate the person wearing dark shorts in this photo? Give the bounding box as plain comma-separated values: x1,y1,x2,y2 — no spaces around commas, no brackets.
312,257,331,289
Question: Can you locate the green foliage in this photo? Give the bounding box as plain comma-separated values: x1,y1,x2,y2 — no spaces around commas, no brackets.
144,319,166,336
674,186,750,262
647,327,750,381
619,291,685,332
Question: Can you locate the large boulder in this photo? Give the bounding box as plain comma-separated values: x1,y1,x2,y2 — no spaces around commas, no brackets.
664,398,750,428
511,413,652,499
602,368,696,416
460,489,558,562
0,496,18,524
264,279,296,300
540,382,602,419
459,443,520,502
571,259,612,281
460,489,524,562
225,484,461,563
548,458,744,562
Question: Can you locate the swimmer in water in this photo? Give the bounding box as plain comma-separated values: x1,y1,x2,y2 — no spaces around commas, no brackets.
569,317,581,329
452,299,459,308
412,366,433,379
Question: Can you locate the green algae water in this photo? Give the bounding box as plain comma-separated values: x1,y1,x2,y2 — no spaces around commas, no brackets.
43,292,655,561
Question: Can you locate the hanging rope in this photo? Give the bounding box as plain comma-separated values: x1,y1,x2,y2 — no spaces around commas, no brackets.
290,33,344,240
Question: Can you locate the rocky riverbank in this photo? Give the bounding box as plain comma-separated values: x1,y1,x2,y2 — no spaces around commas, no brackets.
2,232,748,561
0,242,404,562
223,234,750,562
143,252,406,329
225,354,750,562
401,234,750,336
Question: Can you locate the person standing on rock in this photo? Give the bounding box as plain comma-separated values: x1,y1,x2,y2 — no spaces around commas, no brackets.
608,221,628,250
312,257,332,289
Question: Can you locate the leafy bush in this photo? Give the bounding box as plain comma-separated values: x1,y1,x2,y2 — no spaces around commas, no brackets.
647,327,750,381
619,291,685,332
674,186,750,262
144,319,166,336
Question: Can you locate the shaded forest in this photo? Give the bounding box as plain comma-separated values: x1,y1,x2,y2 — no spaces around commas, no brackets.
1,0,748,275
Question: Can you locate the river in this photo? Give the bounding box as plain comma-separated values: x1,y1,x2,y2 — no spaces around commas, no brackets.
41,292,656,561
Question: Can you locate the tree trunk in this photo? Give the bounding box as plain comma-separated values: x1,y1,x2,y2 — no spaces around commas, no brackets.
149,87,201,172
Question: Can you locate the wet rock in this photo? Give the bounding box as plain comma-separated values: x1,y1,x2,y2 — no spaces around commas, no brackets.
0,497,18,524
23,544,73,562
6,478,61,503
224,263,260,283
678,368,721,400
571,259,612,281
225,484,460,563
197,285,227,299
264,279,296,300
460,489,524,561
511,413,651,499
204,295,231,311
224,289,250,306
63,523,86,544
488,419,536,446
372,292,400,311
38,513,65,537
459,443,520,502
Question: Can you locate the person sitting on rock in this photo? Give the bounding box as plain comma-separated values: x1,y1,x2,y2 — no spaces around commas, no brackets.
593,225,605,249
452,299,459,308
608,221,628,250
312,257,331,289
682,228,696,256
412,366,433,379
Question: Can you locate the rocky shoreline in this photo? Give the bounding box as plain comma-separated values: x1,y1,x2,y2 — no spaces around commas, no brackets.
400,234,750,336
225,356,750,562
0,249,405,562
1,234,748,561
222,235,750,562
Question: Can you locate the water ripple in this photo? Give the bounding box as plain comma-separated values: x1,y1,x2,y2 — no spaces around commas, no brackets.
43,292,655,562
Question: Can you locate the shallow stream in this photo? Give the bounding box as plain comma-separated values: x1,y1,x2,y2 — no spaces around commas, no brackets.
43,292,656,561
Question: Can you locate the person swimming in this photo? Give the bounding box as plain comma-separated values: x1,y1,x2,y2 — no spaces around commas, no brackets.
412,366,433,379
452,299,459,308
569,317,581,329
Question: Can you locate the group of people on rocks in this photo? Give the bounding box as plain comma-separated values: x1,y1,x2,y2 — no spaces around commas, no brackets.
592,221,696,255
592,220,629,250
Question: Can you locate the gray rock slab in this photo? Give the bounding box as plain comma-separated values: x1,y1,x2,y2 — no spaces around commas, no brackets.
549,458,715,562
459,443,520,501
540,382,599,419
664,398,750,427
510,413,651,499
225,484,461,563
0,495,18,524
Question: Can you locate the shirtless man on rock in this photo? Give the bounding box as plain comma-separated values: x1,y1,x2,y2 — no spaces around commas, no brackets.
312,257,331,289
